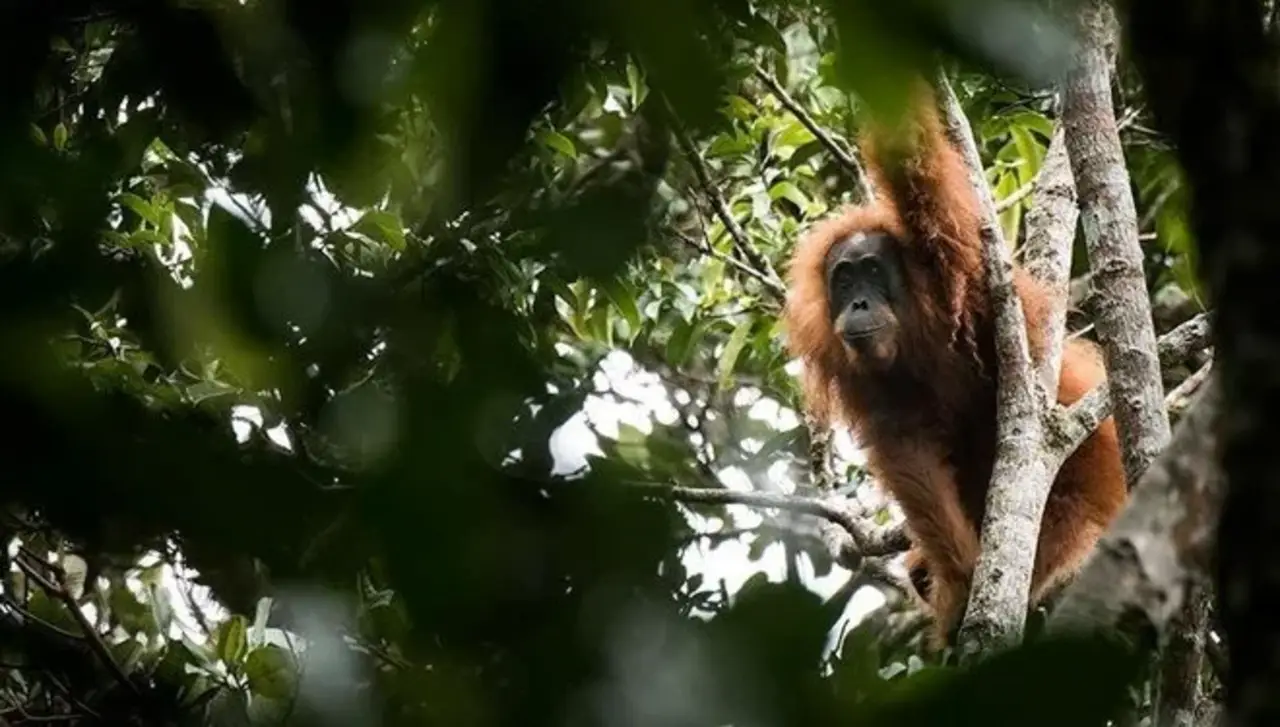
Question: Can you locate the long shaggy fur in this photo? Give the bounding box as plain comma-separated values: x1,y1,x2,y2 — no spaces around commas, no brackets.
783,82,1128,647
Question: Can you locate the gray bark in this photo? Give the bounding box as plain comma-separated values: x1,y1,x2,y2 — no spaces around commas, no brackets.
1048,377,1222,638
1020,123,1079,394
937,76,1058,654
1158,312,1213,373
1156,581,1214,727
1062,0,1172,486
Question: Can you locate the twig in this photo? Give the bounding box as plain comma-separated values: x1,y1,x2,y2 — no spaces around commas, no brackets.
670,228,786,302
1055,311,1216,454
1166,360,1213,422
629,481,908,556
14,550,139,696
994,175,1040,213
750,64,870,197
672,124,785,289
1046,383,1113,463
1158,312,1212,370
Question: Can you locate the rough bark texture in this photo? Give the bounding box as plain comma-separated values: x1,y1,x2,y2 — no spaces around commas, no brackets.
1062,0,1172,486
937,76,1053,654
803,411,836,491
1167,361,1213,424
1053,311,1216,462
1125,0,1280,723
1020,124,1079,394
1049,377,1222,639
1159,312,1213,369
1156,581,1213,727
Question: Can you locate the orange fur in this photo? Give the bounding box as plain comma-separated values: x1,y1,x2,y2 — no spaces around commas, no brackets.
783,81,1127,648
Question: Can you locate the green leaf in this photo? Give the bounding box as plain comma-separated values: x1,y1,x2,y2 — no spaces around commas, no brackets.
775,120,817,150
109,639,145,672
150,581,174,635
706,133,756,158
127,229,172,249
536,129,578,159
626,60,646,108
60,554,87,599
1009,110,1055,138
187,380,234,404
879,661,908,680
996,172,1022,246
725,95,756,121
245,644,299,700
603,281,642,339
208,680,251,723
833,619,883,701
717,318,754,388
52,122,68,151
1009,124,1045,182
119,192,161,226
666,318,702,366
352,209,406,251
589,303,613,346
768,180,810,210
215,615,249,666
738,15,787,55
108,578,154,636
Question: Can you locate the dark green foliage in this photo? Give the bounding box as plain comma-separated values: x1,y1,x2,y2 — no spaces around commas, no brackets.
0,0,1200,724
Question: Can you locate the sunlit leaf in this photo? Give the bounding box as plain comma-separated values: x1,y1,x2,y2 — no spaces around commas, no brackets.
60,554,87,600
536,129,578,159
769,180,810,210
245,644,299,700
725,95,757,121
215,615,250,666
717,318,755,388
352,209,407,251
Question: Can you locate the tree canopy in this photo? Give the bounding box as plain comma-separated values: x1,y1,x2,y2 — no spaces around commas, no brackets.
0,1,1219,726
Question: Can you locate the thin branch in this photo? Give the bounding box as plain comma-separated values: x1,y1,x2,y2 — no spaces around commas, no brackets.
1046,383,1113,464
14,550,139,696
672,125,785,289
1158,312,1212,371
669,228,786,302
1166,360,1213,423
994,175,1040,214
626,481,909,557
1055,311,1215,455
751,64,870,197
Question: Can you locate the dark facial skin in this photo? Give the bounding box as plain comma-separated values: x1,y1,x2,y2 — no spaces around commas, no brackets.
825,230,906,368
